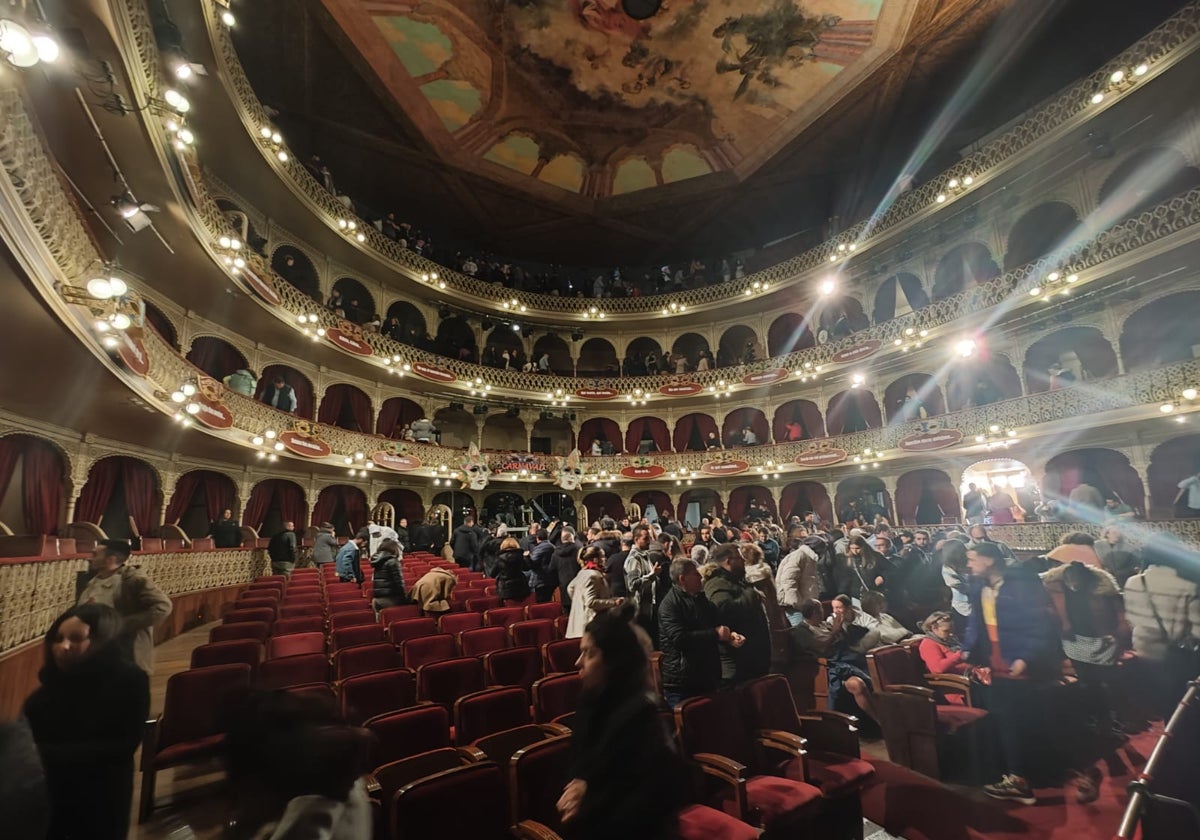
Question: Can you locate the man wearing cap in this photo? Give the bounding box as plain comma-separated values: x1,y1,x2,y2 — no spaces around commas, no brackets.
336,528,370,585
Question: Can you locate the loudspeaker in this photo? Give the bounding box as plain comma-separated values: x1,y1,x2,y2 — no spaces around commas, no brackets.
473,404,489,415
449,402,464,411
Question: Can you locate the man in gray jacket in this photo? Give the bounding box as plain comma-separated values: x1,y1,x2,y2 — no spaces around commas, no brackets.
77,540,172,675
312,522,338,567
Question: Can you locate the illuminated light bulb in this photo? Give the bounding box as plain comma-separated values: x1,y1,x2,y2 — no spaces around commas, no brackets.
170,391,185,403
251,435,264,446
316,328,326,337
233,257,245,268
1066,274,1078,283
975,434,985,443
87,277,113,298
1182,388,1198,401
344,456,353,465
256,451,265,460
277,151,289,162
1090,92,1104,104
164,88,187,110
356,232,365,242
1160,403,1175,413
661,308,669,315
180,382,197,397
110,313,131,330
365,461,374,469
948,178,959,189
1007,430,1017,438
185,402,201,415
271,132,282,144
1110,70,1125,83
956,339,976,358
221,10,236,26
893,339,902,347
438,281,447,289
1029,287,1041,297
178,128,194,145
273,442,285,451
264,429,277,439
963,175,974,185
1134,63,1148,76
259,126,272,138
347,220,357,230
935,193,946,203
174,61,192,80
744,289,752,296
837,243,846,252
819,279,836,296
905,327,915,336
829,254,838,263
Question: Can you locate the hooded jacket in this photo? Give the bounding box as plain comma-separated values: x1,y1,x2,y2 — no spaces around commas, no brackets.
495,547,531,602
370,548,407,603
1042,562,1126,641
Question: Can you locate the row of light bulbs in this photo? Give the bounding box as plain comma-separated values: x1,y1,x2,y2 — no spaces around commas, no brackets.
1028,271,1079,301
1089,63,1150,107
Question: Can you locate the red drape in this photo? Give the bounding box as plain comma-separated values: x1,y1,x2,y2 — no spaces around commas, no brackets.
376,398,423,437
631,491,674,520
186,336,249,381
76,458,122,525
727,486,776,524
883,376,946,422
165,470,236,524
895,470,959,525
378,489,425,524
673,413,719,452
1147,434,1200,518
258,366,315,419
164,471,202,525
722,409,771,446
579,418,621,452
624,417,669,453
0,438,21,507
312,485,368,532
21,438,63,535
826,391,882,436
319,384,373,433
244,479,306,530
772,402,825,442
1044,449,1144,513
779,482,833,523
121,458,158,536
583,492,625,523
343,487,368,532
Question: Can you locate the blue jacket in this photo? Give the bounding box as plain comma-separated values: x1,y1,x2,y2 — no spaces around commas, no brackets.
529,540,556,590
335,541,363,584
963,564,1062,674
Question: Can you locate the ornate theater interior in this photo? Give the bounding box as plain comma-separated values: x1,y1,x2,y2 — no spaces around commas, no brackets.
2,0,1200,838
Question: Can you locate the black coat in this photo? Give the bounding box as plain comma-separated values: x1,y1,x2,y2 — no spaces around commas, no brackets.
413,523,445,554
529,540,556,590
554,541,583,605
495,548,530,602
480,536,505,578
370,550,407,603
703,567,771,683
24,648,149,840
657,585,722,695
208,518,241,548
605,550,630,598
451,524,479,564
267,529,297,566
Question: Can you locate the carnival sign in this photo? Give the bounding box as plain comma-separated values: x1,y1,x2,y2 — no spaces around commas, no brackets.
411,361,456,383
574,387,619,400
278,430,333,458
658,380,703,397
898,428,964,452
619,464,667,480
701,458,749,476
372,450,423,472
192,397,234,430
741,368,788,387
326,325,374,357
830,339,883,365
795,448,848,468
239,264,283,306
115,333,150,377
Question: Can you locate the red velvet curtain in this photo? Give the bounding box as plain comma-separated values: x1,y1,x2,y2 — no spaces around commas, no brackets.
165,470,236,524
827,391,882,436
164,471,203,525
343,487,368,532
722,409,771,446
378,489,425,524
583,492,625,523
779,482,833,523
772,401,825,442
631,491,674,519
259,366,315,419
376,398,423,437
121,459,158,536
313,485,368,533
206,474,235,520
895,470,958,525
186,336,249,380
244,479,306,530
727,487,776,524
580,418,621,451
318,385,373,433
624,417,669,453
76,458,121,525
1044,449,1144,513
673,413,719,452
311,487,338,527
21,438,63,535
0,437,21,507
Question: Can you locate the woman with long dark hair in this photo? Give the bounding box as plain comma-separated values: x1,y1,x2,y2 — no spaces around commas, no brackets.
24,604,149,840
557,610,686,839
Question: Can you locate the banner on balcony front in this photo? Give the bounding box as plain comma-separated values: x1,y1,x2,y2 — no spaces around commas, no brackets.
239,264,284,307
701,458,749,476
898,428,964,452
741,368,788,387
372,450,423,471
411,361,456,383
574,387,619,400
830,339,883,365
326,322,374,357
795,447,848,468
114,332,150,377
279,427,333,458
620,458,666,480
659,378,703,397
191,376,234,430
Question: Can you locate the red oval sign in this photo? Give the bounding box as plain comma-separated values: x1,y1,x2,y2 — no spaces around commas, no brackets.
575,387,619,401
899,429,964,452
372,451,423,472
831,339,883,365
620,465,666,480
795,448,848,468
326,328,374,357
701,459,749,476
741,368,788,387
240,265,283,306
278,430,333,458
192,397,234,430
115,334,150,377
658,382,703,397
412,361,456,383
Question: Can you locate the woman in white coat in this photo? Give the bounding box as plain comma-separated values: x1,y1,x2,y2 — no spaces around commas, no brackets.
566,545,624,638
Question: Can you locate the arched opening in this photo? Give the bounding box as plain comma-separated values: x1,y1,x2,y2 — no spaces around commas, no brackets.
1097,147,1200,221
142,300,179,349
272,245,320,301
727,486,776,524
826,390,883,436
722,407,770,447
872,273,928,323
624,416,670,454
717,325,759,367
530,492,576,525
433,407,476,449
376,397,424,438
883,373,946,423
483,326,524,369
1148,435,1200,518
1004,201,1079,271
673,413,720,452
767,312,816,357
377,488,424,527
582,492,625,524
383,301,426,347
1120,292,1200,373
431,491,475,531
531,415,575,455
483,492,526,528
215,199,267,254
436,316,477,363
76,456,161,540
317,383,373,433
946,352,1022,411
577,337,618,377
244,479,306,537
932,243,1000,300
961,459,1039,524
312,485,369,537
835,476,893,525
631,490,674,522
625,337,663,375
331,277,375,324
163,470,237,538
1023,326,1118,394
670,333,710,370
819,297,869,342
257,365,316,418
482,414,528,451
895,469,957,526
1043,448,1143,516
186,336,250,382
0,433,67,535
772,400,825,442
679,488,723,527
532,334,573,375
779,481,833,523
579,418,621,455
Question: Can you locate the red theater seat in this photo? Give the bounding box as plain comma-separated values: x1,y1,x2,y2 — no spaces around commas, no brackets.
509,619,555,649
234,597,278,612
339,669,416,727
274,616,325,636
532,673,581,723
453,686,531,746
402,634,458,670
388,618,438,645
439,612,484,636
329,611,378,631
388,761,519,840
209,621,270,645
483,647,542,693
509,734,573,833
458,626,510,657
189,640,262,673
278,604,322,620
332,624,386,652
484,606,526,628
364,704,451,768
267,632,325,659
223,608,275,628
525,602,562,621
466,596,503,613
257,654,329,690
416,657,486,710
335,643,403,680
327,600,373,616
379,604,422,625
541,638,581,674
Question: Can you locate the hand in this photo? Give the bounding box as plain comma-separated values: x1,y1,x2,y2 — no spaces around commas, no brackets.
730,632,746,648
1008,659,1027,677
716,625,732,643
652,563,661,575
874,576,884,586
557,778,587,823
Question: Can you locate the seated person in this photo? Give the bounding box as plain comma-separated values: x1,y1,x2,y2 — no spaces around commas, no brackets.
918,610,974,676
860,591,913,644
825,595,880,720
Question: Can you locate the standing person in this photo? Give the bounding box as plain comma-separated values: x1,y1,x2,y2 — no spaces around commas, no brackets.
208,508,242,548
777,526,821,627
412,513,446,556
657,557,736,706
367,518,399,560
1174,470,1200,517
394,517,410,552
451,514,480,569
311,522,338,568
554,527,583,612
77,540,171,675
267,521,298,578
556,611,687,839
370,538,407,614
1094,525,1138,588
261,375,297,413
1067,476,1105,522
962,483,987,525
566,546,623,638
335,529,369,585
703,543,771,685
495,536,531,605
24,604,149,840
624,525,662,633
529,529,557,603
967,525,1015,563
941,540,972,637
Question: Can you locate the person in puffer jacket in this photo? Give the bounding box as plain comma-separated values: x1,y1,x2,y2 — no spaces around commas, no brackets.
370,539,408,613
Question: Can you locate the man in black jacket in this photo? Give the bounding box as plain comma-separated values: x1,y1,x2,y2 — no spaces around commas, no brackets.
529,529,556,602
267,521,297,577
451,515,480,568
703,542,770,685
604,533,632,598
657,557,738,707
554,526,583,612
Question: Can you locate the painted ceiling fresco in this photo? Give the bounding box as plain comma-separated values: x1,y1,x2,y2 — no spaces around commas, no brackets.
325,0,906,197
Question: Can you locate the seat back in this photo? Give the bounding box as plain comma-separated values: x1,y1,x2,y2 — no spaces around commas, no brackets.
390,762,509,840
509,619,555,649
525,602,562,621
335,643,404,680
159,664,251,751
326,589,365,604
327,600,373,616
483,647,542,693
740,674,802,735
267,632,326,659
372,748,472,812
379,604,423,625
439,612,484,636
257,653,330,690
416,657,486,709
189,640,263,672
465,596,502,613
510,735,572,833
223,608,275,627
471,724,559,767
542,638,581,674
388,618,438,645
339,669,416,726
675,692,755,771
234,597,278,613
278,604,321,619
274,616,325,636
209,621,270,644
453,687,531,745
331,624,385,652
329,611,378,631
402,634,458,670
365,704,451,767
459,626,510,657
484,606,526,628
532,673,581,723
867,644,923,691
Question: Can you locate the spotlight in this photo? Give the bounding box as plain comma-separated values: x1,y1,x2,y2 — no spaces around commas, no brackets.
955,339,977,358
0,20,39,67
511,322,521,332
221,10,236,26
819,278,836,296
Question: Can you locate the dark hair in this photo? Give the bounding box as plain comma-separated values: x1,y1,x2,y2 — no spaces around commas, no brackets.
579,545,604,567
968,540,1006,568
709,542,742,566
96,539,131,565
632,524,650,540
860,590,887,616
941,539,968,573
1060,531,1095,547
376,538,401,556
599,516,616,531
669,557,697,581
799,599,824,620
833,594,852,607
354,528,371,541
582,610,647,706
536,529,549,542
41,604,123,673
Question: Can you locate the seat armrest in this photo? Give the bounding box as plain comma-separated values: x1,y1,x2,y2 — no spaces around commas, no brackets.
692,753,748,819
796,711,861,757
456,745,487,763
757,728,805,753
139,717,160,771
514,819,564,840
885,684,935,699
756,730,807,781
540,723,572,737
925,673,974,706
364,773,381,798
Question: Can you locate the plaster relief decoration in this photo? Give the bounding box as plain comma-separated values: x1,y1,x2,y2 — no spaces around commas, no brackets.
279,421,334,458
327,0,897,197
191,375,235,429
620,455,667,480
555,448,584,490
372,442,423,471
460,442,492,489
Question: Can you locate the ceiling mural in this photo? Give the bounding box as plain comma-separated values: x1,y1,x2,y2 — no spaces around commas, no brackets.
328,0,907,198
